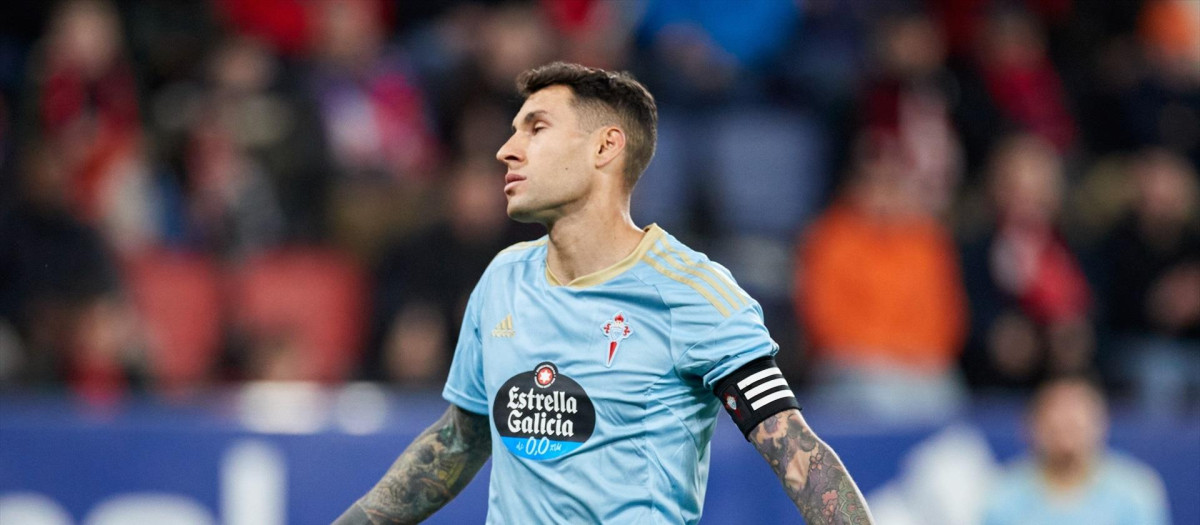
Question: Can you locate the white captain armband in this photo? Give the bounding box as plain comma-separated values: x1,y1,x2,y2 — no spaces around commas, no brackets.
713,357,800,439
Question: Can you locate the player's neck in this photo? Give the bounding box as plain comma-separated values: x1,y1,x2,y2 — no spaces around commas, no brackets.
544,204,643,284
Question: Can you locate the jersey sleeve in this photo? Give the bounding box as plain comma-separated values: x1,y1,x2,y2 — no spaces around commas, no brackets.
442,278,489,415
675,302,779,392
674,301,802,438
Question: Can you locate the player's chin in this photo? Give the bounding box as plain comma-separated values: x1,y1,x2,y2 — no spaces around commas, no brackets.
505,201,540,224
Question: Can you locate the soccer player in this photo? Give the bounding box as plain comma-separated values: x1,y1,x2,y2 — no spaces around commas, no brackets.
335,62,874,525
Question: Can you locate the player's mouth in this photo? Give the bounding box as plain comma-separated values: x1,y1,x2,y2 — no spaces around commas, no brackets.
504,173,526,194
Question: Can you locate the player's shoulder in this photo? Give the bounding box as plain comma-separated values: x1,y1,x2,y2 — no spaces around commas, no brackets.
635,226,755,319
475,236,548,286
490,236,549,267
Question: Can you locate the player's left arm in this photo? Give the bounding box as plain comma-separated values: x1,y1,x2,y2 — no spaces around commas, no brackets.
749,408,874,525
713,358,873,524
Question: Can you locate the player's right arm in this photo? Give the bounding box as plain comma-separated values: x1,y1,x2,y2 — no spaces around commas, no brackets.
333,404,491,525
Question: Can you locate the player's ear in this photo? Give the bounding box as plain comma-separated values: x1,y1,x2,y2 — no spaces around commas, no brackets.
595,126,626,171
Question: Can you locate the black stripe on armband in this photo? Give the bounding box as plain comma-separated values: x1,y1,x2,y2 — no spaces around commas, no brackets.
713,357,801,439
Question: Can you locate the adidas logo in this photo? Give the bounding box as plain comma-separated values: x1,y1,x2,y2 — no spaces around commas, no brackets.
491,314,515,338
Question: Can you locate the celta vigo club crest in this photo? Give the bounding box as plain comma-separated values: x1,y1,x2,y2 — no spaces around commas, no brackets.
601,312,632,367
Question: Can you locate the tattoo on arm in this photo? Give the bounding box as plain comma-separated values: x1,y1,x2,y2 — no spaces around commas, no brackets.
336,405,492,524
749,409,874,525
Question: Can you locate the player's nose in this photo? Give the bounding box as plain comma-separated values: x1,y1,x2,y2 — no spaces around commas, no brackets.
496,134,524,167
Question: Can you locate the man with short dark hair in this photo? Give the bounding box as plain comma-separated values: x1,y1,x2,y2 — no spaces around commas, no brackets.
335,62,873,525
982,376,1168,525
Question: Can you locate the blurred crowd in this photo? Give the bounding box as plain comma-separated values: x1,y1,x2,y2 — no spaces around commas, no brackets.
0,0,1197,418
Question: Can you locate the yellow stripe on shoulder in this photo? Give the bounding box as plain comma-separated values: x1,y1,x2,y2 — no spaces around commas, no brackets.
498,238,548,255
701,261,753,306
650,245,745,311
641,254,732,317
659,239,752,307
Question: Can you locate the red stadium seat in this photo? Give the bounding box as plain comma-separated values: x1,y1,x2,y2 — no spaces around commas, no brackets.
124,249,223,395
231,248,367,383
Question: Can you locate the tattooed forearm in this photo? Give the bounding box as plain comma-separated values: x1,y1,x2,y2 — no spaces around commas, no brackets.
749,409,874,525
334,405,492,525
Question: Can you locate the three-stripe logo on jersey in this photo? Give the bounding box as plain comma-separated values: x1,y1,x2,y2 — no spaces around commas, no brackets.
492,314,515,338
736,365,794,411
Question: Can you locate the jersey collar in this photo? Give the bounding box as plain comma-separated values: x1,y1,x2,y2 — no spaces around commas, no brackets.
545,224,664,289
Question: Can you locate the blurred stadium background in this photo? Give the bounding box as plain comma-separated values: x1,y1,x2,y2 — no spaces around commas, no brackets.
0,0,1198,523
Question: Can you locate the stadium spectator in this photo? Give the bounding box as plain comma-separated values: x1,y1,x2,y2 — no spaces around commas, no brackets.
1123,0,1200,165
29,0,154,254
797,131,968,421
180,38,284,255
960,134,1094,391
859,9,962,217
950,5,1077,173
774,0,865,119
978,8,1077,153
307,0,438,184
981,376,1169,525
928,0,1074,64
983,8,1079,153
1097,148,1200,415
212,0,311,57
176,36,331,255
0,141,138,401
305,0,443,260
400,2,561,158
634,0,800,105
472,3,562,100
542,0,635,70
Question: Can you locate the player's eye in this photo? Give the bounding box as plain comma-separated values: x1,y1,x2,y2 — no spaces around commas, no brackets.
532,124,547,134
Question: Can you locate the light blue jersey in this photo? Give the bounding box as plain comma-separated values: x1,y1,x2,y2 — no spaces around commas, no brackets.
443,224,779,524
982,454,1169,525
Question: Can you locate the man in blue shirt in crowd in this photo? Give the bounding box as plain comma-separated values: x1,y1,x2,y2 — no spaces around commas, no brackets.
336,62,873,524
983,376,1169,525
